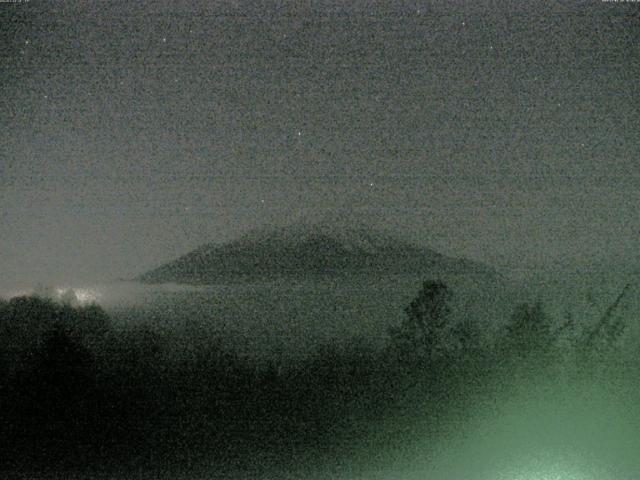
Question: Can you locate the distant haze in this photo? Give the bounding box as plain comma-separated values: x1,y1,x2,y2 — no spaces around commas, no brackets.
2,1,639,287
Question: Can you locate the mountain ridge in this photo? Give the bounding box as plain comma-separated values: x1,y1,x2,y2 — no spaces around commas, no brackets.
138,223,499,284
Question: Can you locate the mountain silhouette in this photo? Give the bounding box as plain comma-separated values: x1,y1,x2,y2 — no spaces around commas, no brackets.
138,222,497,284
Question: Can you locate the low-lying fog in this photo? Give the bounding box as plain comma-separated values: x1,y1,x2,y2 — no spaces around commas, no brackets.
2,269,639,361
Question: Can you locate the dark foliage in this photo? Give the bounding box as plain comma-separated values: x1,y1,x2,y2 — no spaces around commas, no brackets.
388,280,453,365
0,280,633,476
499,301,554,360
0,295,401,473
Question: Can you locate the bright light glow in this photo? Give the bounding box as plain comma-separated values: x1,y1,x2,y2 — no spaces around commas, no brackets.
490,459,606,480
510,475,579,480
54,287,101,305
505,472,596,480
75,288,100,304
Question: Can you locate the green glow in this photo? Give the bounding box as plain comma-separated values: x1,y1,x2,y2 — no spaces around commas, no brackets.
493,459,609,480
486,452,609,480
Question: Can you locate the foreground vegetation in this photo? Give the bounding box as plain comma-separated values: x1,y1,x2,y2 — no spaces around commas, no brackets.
0,280,636,477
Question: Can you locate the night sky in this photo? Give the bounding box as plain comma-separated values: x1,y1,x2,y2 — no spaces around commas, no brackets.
2,0,639,287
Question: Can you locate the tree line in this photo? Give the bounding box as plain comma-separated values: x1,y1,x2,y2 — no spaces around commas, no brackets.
0,279,634,475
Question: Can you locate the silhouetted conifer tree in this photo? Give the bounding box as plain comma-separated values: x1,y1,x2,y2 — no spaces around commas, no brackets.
389,280,452,366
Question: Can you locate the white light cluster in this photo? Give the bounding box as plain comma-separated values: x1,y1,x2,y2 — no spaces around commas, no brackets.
54,287,101,305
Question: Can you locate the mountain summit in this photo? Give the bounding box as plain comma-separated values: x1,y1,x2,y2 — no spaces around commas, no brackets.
138,222,496,284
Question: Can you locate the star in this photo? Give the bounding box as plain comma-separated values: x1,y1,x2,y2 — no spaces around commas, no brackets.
162,37,167,43
25,39,30,45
